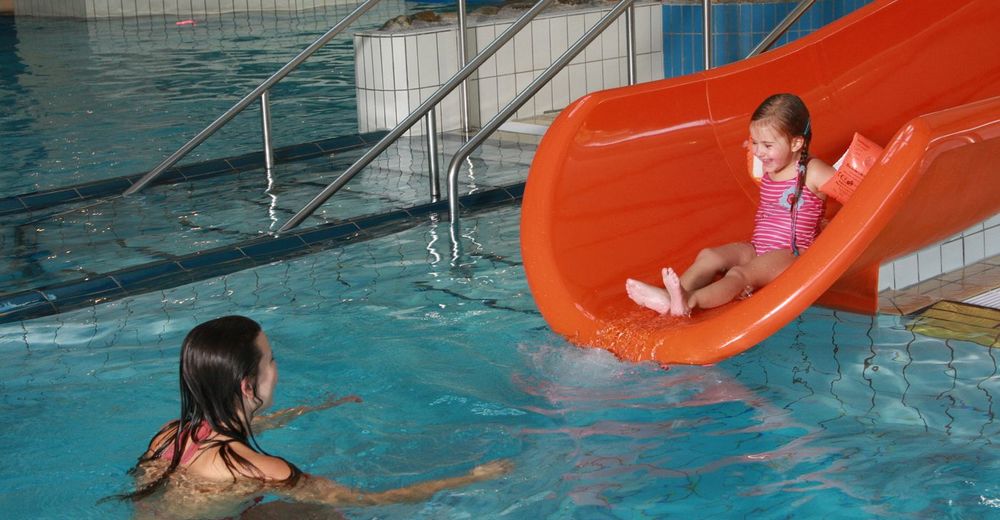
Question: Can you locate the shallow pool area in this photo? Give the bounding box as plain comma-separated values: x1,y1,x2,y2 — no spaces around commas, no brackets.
2,204,1000,518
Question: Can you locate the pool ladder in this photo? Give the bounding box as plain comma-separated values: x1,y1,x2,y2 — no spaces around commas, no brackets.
124,0,817,232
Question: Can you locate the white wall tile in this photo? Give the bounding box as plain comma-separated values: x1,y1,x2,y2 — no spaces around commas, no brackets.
437,30,459,79
478,75,499,125
392,37,407,91
649,6,663,53
941,239,965,273
406,34,420,89
651,50,664,79
878,263,894,291
514,24,533,72
417,33,439,88
550,14,569,58
354,36,367,89
917,248,942,281
963,231,986,263
476,25,497,78
893,253,918,289
567,14,586,47
603,58,622,89
550,68,571,110
495,30,515,76
601,19,619,61
964,222,985,236
568,63,587,103
584,13,602,63
532,19,550,71
586,60,603,91
533,80,553,114
514,71,534,119
382,90,397,129
497,74,516,113
986,224,1000,257
637,53,652,83
985,213,1000,228
380,37,395,90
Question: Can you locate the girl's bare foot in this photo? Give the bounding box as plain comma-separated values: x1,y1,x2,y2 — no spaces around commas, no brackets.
662,268,691,317
625,278,671,314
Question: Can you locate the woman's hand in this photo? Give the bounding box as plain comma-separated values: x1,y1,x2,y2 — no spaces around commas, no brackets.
469,459,514,480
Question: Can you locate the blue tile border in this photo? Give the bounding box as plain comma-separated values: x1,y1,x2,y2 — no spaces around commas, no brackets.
0,182,526,324
0,131,389,217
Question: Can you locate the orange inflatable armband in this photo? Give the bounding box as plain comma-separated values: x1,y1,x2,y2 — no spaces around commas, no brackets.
821,133,883,203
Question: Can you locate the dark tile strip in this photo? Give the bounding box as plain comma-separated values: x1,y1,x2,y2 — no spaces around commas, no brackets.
0,131,389,217
0,182,524,324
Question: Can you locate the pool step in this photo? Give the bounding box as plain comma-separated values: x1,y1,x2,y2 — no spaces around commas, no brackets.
907,300,1000,348
0,182,526,324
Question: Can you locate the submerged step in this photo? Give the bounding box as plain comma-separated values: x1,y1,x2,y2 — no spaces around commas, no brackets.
0,183,525,324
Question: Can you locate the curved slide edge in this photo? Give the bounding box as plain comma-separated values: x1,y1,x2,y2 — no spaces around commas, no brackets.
520,0,1000,365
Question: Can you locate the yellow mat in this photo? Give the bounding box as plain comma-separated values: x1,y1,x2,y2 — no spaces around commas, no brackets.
908,300,1000,348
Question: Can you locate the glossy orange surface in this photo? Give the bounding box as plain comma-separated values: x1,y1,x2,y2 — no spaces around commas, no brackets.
520,0,1000,365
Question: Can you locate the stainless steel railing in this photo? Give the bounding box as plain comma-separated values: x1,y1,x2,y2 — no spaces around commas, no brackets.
747,0,817,58
278,0,642,233
446,0,638,223
276,0,561,233
123,0,382,196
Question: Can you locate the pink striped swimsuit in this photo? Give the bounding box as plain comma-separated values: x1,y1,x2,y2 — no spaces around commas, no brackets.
751,173,825,255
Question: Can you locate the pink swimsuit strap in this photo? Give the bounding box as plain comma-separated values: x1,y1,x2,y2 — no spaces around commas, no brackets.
161,421,214,465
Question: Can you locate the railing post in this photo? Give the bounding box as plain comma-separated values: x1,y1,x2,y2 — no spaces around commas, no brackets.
426,109,441,201
625,4,637,85
261,90,275,172
702,0,712,70
457,0,470,134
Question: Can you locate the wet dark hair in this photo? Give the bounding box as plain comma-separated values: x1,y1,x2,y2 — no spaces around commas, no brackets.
112,315,300,502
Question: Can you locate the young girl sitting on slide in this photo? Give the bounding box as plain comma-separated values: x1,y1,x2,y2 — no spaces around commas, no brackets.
626,93,835,317
112,315,511,518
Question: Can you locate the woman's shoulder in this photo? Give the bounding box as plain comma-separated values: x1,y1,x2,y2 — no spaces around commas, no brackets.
225,441,297,481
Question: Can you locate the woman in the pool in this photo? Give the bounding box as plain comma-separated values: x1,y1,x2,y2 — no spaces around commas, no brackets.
627,93,835,316
115,315,511,518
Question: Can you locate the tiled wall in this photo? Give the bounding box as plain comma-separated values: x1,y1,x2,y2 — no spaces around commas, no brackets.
879,213,1000,291
14,0,359,18
662,0,871,76
355,1,663,135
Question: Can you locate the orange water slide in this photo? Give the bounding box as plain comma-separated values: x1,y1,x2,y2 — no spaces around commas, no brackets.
520,0,1000,365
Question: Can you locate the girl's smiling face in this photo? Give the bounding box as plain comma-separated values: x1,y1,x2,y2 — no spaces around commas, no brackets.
750,121,803,178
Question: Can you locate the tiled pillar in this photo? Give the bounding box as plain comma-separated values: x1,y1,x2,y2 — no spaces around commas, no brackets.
355,1,664,135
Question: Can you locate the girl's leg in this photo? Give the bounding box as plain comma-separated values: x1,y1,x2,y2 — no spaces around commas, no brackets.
677,243,756,293
684,249,796,311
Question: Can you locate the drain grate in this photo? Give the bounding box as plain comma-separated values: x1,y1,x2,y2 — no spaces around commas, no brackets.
908,300,1000,348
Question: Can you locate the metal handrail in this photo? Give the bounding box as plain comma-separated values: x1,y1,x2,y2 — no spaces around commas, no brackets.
747,0,817,58
446,0,637,223
277,0,559,233
123,0,382,196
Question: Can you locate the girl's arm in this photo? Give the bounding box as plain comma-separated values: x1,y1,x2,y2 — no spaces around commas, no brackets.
253,394,362,433
805,158,836,196
280,459,513,507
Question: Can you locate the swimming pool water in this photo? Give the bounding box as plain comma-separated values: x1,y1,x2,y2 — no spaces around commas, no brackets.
1,204,999,519
0,3,419,194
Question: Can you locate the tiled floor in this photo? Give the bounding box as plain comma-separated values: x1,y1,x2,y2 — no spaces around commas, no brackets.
879,254,1000,315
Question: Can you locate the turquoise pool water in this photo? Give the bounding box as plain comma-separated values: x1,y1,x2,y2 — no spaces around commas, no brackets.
2,204,999,518
3,6,1000,520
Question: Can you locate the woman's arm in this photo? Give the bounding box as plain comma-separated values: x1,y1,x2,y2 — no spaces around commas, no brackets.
280,459,513,507
253,394,362,433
